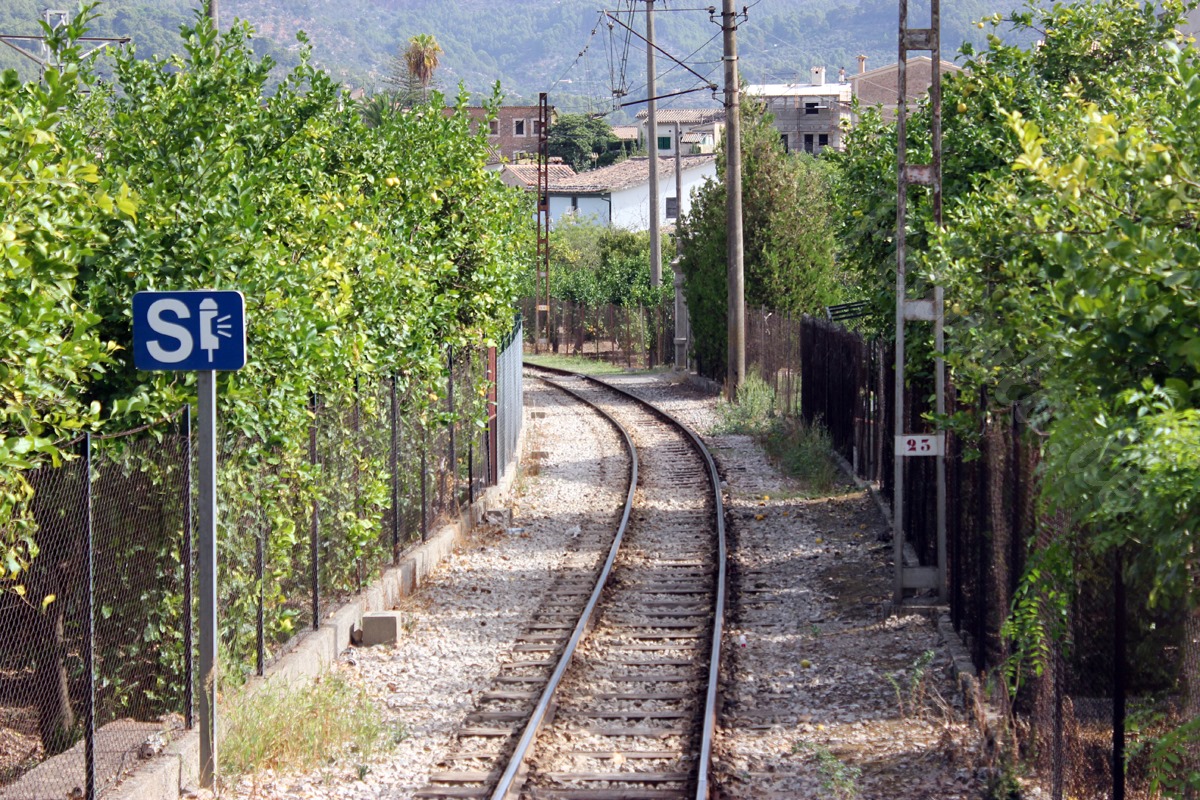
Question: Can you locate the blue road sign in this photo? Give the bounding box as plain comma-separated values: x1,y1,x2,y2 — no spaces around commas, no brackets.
133,290,247,371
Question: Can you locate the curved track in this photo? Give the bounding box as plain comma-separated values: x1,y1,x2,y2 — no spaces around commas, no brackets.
413,365,726,800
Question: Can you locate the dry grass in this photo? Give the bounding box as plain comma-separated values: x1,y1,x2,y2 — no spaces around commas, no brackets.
220,671,389,785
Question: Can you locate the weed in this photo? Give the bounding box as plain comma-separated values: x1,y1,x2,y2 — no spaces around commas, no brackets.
220,672,388,785
793,740,862,799
711,371,840,492
713,371,777,435
888,649,938,718
764,417,840,493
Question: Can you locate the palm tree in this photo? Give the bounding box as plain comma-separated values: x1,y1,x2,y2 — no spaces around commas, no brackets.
385,34,443,105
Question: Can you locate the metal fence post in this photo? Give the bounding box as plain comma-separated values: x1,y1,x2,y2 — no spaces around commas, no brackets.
447,348,456,507
390,375,400,563
81,433,96,800
309,393,320,630
181,405,194,730
487,346,498,486
420,429,429,542
256,514,265,676
1113,548,1127,800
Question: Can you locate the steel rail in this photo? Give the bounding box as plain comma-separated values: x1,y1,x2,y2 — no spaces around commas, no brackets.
521,364,727,800
489,371,639,800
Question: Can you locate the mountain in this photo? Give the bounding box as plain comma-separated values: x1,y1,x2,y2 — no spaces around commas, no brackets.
0,0,1023,118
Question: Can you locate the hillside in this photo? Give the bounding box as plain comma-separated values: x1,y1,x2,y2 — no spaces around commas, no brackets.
0,0,1022,114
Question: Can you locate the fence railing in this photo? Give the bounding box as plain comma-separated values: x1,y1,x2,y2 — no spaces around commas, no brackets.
743,306,1195,800
519,297,673,369
0,324,524,799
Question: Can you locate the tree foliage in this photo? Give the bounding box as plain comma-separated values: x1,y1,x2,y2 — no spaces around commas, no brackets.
833,1,1200,779
678,96,842,379
385,33,443,105
0,7,530,748
547,113,625,172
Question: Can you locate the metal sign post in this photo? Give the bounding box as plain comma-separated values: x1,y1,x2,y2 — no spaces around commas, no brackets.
893,0,946,604
133,290,247,789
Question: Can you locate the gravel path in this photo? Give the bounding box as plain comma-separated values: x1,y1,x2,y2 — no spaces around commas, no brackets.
227,369,986,800
228,377,627,799
606,371,987,800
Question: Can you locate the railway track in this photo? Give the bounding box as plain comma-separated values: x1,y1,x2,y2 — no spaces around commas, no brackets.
413,365,726,800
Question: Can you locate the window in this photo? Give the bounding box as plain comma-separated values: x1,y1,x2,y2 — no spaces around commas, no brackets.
803,134,815,153
805,101,820,115
533,120,543,136
488,120,499,135
657,135,672,151
818,133,829,150
666,196,679,219
514,119,526,136
780,133,790,153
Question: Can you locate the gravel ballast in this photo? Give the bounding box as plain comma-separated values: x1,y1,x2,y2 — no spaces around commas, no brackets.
225,369,987,800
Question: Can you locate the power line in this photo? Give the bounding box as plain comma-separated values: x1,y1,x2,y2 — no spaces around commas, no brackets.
545,12,605,94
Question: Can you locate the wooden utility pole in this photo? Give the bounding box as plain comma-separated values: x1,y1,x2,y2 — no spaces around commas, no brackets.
647,0,662,290
722,0,745,398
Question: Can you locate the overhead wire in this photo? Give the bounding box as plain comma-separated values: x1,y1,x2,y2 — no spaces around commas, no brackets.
545,11,606,95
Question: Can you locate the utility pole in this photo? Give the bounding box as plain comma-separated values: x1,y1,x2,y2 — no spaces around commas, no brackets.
672,120,689,369
722,0,745,399
892,0,946,605
646,0,662,290
536,93,551,352
207,0,219,30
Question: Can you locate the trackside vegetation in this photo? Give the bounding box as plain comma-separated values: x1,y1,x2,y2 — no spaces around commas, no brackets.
832,0,1200,789
0,4,530,753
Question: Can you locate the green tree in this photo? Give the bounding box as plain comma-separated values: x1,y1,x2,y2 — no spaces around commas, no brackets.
547,113,622,172
385,33,442,105
678,95,842,379
835,1,1200,786
1,6,530,753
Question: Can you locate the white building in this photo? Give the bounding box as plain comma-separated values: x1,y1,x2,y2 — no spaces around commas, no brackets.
546,155,717,230
633,108,725,156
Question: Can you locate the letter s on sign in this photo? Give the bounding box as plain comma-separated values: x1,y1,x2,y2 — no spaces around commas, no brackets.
146,299,194,363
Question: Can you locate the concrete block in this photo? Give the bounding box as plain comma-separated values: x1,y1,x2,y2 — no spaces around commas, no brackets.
361,611,403,646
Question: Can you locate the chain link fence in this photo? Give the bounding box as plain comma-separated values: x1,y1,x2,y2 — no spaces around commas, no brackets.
1,328,525,799
0,421,191,800
741,307,1198,798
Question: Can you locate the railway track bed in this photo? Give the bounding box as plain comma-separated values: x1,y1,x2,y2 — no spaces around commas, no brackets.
225,370,984,800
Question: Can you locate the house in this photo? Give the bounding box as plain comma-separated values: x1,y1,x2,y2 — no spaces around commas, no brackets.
610,124,641,149
745,67,852,155
633,108,725,156
850,55,962,121
498,161,578,190
546,154,717,230
460,105,557,166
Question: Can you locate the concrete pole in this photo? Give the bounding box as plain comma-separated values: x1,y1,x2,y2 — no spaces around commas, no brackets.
207,0,219,29
647,0,661,289
723,0,745,398
197,371,218,789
